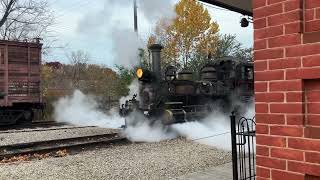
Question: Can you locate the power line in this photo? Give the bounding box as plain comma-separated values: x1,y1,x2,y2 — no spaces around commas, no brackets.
190,131,231,141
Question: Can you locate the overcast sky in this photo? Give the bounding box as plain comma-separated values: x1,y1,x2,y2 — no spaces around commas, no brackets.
45,0,253,69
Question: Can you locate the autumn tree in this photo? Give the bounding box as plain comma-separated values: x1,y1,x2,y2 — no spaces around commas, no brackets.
0,0,54,41
43,50,131,100
77,64,120,99
149,0,219,69
41,64,54,97
214,34,253,61
148,18,179,68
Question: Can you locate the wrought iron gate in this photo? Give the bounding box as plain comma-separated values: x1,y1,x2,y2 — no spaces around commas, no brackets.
230,112,256,180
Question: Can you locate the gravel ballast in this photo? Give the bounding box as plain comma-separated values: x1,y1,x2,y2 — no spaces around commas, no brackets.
0,139,231,180
0,127,119,146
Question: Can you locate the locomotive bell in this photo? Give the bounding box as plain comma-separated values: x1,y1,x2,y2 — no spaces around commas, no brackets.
148,44,163,80
201,65,217,82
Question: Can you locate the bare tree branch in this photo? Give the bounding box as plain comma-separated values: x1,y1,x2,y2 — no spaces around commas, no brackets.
0,0,54,41
0,0,16,28
66,50,90,89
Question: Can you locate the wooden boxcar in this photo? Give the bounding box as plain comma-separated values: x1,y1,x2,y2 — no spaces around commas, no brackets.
0,40,43,125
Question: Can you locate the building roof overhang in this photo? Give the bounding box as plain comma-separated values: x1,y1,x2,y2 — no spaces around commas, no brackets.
199,0,253,16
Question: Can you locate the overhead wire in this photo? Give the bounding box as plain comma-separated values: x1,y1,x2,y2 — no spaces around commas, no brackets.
189,131,231,142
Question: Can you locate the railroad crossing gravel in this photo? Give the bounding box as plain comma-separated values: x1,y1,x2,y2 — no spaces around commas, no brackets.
0,139,231,180
0,127,120,146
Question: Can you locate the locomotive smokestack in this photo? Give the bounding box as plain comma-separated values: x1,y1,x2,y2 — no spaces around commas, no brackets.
148,44,163,80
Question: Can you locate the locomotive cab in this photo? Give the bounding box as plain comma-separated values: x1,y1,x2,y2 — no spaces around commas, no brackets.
235,61,254,101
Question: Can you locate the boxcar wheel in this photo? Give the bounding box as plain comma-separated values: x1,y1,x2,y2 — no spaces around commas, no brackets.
22,109,34,123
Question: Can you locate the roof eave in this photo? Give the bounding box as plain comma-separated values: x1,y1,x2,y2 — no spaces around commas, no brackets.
199,0,253,17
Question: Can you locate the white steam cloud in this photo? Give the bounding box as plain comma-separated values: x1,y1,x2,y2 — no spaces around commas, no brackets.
76,0,176,69
172,102,255,151
53,89,176,142
172,110,232,151
139,0,176,21
111,29,142,69
123,113,177,142
78,0,175,31
54,90,124,129
77,1,128,34
53,88,255,151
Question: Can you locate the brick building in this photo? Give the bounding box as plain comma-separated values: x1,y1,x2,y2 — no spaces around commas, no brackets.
253,0,320,179
201,0,320,179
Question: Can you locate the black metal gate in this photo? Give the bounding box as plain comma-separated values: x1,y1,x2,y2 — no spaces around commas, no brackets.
230,112,256,180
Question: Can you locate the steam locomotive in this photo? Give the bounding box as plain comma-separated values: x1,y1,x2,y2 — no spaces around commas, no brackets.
120,44,254,125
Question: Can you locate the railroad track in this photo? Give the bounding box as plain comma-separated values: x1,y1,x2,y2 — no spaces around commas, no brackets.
0,125,98,134
0,121,69,132
0,133,127,160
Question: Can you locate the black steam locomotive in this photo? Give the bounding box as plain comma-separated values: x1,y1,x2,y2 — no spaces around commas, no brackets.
120,44,254,125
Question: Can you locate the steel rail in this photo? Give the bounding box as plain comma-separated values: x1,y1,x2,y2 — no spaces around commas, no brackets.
0,121,69,131
0,133,127,160
0,125,97,134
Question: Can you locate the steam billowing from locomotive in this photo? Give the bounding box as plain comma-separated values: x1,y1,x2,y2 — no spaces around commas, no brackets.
53,89,254,151
54,90,124,128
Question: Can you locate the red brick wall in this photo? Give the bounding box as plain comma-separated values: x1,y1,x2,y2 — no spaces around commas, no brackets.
254,0,320,179
305,0,320,33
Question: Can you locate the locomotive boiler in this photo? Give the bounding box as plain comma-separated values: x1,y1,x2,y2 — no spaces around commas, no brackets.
120,44,254,125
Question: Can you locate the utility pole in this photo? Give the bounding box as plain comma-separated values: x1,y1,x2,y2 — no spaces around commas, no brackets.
133,0,138,33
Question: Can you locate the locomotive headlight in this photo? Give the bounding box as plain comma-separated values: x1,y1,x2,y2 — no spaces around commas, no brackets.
136,68,143,79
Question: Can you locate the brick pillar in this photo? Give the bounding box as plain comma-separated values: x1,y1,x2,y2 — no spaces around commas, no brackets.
254,0,320,179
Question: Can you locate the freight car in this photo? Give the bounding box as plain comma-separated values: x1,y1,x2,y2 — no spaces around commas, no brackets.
120,44,254,125
0,40,44,125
